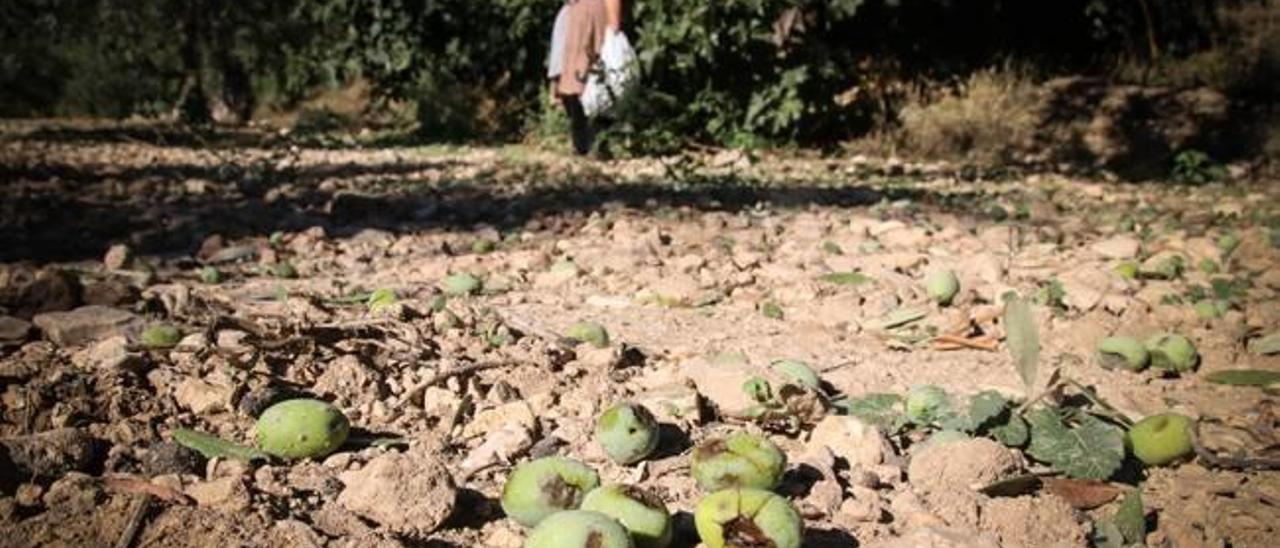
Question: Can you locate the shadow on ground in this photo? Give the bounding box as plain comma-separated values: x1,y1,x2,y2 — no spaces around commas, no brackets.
0,131,994,264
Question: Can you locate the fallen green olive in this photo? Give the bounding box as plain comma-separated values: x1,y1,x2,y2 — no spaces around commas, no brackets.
690,433,786,492
140,325,183,349
596,402,660,465
1097,336,1149,371
1128,413,1194,466
1145,333,1199,374
254,398,350,460
580,485,672,548
925,270,960,306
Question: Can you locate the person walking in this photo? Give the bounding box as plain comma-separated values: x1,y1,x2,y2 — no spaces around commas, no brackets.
547,0,624,155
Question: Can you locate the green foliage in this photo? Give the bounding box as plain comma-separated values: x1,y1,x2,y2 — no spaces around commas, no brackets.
1171,150,1228,184
1025,407,1126,480
834,393,907,433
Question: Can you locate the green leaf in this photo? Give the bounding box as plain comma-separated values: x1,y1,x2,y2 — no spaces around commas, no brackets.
1203,369,1280,387
1114,490,1146,544
1002,292,1040,395
1026,408,1125,480
819,271,874,286
990,413,1030,447
968,391,1010,431
1252,333,1280,356
868,308,928,331
835,393,907,432
172,429,270,462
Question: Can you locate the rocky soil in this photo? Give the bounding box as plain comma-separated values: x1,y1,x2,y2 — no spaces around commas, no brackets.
1,121,1278,547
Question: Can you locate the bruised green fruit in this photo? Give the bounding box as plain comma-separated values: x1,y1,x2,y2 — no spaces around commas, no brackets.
597,402,660,465
141,325,182,349
691,433,786,492
694,488,802,548
272,262,298,279
254,399,349,460
905,385,950,425
199,266,221,284
523,510,633,548
925,270,960,306
1097,336,1149,371
581,485,672,548
1128,413,1194,466
566,321,609,348
441,273,482,296
1145,334,1199,373
501,457,600,527
769,359,820,390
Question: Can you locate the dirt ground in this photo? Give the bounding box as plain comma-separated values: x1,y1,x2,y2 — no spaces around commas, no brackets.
1,121,1278,547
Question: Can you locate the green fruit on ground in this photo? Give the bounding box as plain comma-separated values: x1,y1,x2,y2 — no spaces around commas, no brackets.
566,321,610,348
694,488,802,548
199,266,221,284
905,385,950,425
690,433,786,492
1128,413,1194,466
925,270,960,306
140,325,182,349
1144,334,1199,373
1097,336,1149,371
441,273,482,296
1114,262,1139,280
472,239,497,254
273,262,298,279
254,399,350,460
769,359,820,390
523,510,634,548
596,402,660,465
501,457,601,528
580,485,673,548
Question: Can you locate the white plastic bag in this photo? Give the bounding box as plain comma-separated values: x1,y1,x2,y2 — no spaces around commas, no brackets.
581,30,639,118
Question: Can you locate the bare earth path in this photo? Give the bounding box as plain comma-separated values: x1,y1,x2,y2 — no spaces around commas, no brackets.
1,121,1278,547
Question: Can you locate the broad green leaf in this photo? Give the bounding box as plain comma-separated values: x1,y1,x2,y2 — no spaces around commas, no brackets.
968,390,1010,431
1252,333,1280,356
1203,369,1280,387
1026,408,1125,480
819,271,874,286
1002,291,1040,395
1114,490,1146,544
990,413,1030,447
835,393,907,432
868,308,928,331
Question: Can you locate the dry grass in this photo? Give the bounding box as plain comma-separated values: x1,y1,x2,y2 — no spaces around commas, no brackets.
894,69,1041,165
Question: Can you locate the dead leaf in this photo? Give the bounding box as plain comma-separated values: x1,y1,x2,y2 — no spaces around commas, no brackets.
1042,477,1123,509
101,476,192,504
932,333,999,351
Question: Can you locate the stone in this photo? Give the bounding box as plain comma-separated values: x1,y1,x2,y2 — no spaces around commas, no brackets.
868,527,999,548
186,477,252,512
0,266,81,319
78,335,144,371
174,376,236,415
103,244,132,270
1059,266,1110,311
0,316,33,345
81,280,138,307
32,306,139,347
1090,236,1140,260
337,450,458,539
0,428,99,479
463,400,537,438
807,415,891,468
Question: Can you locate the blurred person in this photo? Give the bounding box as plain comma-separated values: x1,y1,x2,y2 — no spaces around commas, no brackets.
547,0,624,155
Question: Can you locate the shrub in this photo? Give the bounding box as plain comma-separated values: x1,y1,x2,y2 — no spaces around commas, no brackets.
896,69,1041,164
